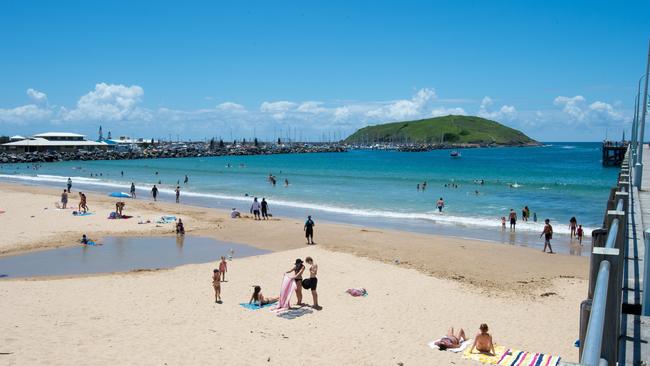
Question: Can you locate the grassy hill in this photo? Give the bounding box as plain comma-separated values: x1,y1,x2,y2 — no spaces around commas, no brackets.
344,115,536,145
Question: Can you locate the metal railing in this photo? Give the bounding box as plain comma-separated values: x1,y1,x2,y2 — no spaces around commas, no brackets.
578,150,630,365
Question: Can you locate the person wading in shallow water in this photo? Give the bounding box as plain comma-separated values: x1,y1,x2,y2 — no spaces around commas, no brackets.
541,219,554,254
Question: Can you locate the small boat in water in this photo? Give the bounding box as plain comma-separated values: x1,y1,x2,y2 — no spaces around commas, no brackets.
450,150,461,158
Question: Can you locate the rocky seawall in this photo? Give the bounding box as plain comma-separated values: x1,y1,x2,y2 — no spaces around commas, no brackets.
0,144,347,164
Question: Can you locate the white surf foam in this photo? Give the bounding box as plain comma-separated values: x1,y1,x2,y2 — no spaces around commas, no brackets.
0,173,592,235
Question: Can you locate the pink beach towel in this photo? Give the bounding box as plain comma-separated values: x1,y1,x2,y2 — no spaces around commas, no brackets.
272,274,296,312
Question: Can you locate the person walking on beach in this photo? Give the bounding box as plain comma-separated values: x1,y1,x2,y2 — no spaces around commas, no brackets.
250,197,261,220
130,182,136,199
67,177,72,192
540,219,554,253
305,256,320,309
304,215,315,245
569,216,578,238
151,185,158,201
212,269,222,303
61,189,68,209
261,198,269,220
286,258,305,306
436,197,445,213
175,186,180,203
508,209,517,230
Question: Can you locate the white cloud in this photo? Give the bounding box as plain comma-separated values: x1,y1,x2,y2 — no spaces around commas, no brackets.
366,88,437,120
478,96,517,121
588,101,625,121
296,101,327,114
553,95,586,121
216,102,246,113
61,83,146,122
260,101,299,119
26,88,47,104
0,104,53,124
430,107,467,117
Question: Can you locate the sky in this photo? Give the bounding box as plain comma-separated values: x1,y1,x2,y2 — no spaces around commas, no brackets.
0,0,648,142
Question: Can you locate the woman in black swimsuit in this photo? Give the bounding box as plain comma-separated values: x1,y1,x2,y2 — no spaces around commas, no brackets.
286,258,305,305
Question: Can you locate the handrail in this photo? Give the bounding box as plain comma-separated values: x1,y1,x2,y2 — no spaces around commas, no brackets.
581,260,611,366
604,218,619,249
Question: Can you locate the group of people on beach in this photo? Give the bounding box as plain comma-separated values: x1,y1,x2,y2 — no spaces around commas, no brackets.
211,254,321,310
435,324,495,356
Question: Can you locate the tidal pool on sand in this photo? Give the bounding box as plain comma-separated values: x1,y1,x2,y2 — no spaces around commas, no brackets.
0,236,269,278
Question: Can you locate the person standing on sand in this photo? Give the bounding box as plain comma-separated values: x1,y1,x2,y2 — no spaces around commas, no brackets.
305,256,320,309
508,209,517,230
541,219,554,253
304,215,315,244
61,189,68,209
151,185,158,201
67,177,72,192
261,198,269,220
569,216,577,238
212,269,221,303
250,197,261,220
78,192,88,213
219,256,227,281
286,258,305,306
130,183,136,199
175,186,181,203
436,197,445,213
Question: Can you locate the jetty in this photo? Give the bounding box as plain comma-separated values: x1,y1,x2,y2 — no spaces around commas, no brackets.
570,43,650,366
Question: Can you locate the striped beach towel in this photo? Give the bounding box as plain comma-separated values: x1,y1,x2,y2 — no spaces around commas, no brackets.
496,348,560,366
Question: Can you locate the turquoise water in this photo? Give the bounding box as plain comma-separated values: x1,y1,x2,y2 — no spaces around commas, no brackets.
0,143,616,245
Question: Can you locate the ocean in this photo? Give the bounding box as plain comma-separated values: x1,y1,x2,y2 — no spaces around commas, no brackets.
0,142,616,255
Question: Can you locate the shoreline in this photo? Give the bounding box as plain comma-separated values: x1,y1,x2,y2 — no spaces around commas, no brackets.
0,172,592,255
0,181,588,294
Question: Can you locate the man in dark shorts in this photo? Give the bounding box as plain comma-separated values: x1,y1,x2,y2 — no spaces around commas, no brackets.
151,185,159,201
305,256,320,309
261,198,269,220
540,219,554,253
304,215,315,244
508,209,517,231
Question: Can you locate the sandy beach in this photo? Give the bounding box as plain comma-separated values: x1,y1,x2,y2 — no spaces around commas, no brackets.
0,182,588,364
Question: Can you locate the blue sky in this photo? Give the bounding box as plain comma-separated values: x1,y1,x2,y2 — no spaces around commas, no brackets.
0,0,648,142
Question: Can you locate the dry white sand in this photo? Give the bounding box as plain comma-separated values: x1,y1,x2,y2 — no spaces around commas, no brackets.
0,247,583,366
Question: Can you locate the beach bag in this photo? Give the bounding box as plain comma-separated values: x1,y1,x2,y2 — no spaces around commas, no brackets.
301,278,311,289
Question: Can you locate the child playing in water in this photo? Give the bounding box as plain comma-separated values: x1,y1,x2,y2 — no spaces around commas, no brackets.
219,256,227,282
577,224,584,245
501,216,506,229
212,269,221,303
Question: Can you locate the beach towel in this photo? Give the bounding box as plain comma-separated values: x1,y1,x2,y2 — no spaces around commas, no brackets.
272,274,296,312
495,349,560,366
428,338,473,353
239,302,275,310
73,211,93,216
109,192,131,198
156,215,177,224
82,240,97,246
463,345,506,364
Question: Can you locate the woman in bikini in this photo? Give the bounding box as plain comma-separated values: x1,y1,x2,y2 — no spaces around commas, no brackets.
435,327,467,350
249,286,278,306
286,258,305,305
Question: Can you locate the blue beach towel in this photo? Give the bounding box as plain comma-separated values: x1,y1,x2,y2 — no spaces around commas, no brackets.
73,211,94,216
239,302,275,310
109,192,131,198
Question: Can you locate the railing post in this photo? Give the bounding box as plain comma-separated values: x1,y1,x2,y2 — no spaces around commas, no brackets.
639,229,650,316
581,260,611,366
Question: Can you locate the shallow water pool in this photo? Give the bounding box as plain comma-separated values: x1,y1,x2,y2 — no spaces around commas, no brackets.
0,236,269,278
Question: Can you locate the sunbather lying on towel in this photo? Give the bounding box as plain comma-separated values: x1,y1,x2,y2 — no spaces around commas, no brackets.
249,286,278,306
435,327,467,350
469,323,495,356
